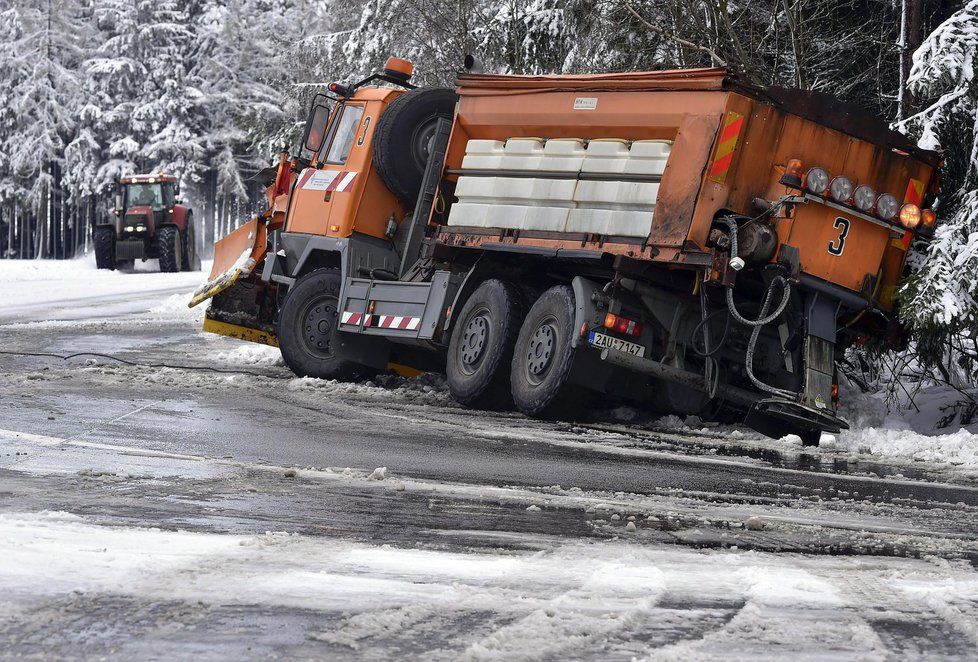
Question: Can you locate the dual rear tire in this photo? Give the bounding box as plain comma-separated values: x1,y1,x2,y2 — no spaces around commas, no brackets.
447,280,581,419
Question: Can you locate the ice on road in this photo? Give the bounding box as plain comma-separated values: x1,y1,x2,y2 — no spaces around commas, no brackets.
3,510,977,660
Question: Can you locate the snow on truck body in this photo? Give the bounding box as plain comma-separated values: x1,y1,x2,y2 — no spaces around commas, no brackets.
193,59,941,446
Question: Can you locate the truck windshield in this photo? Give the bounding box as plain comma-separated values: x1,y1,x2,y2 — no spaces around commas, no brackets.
324,105,365,164
125,184,163,209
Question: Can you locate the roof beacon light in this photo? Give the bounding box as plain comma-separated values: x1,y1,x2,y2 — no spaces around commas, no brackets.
830,176,853,203
780,158,804,188
900,203,922,229
384,57,414,82
805,167,830,195
853,185,876,212
328,82,352,97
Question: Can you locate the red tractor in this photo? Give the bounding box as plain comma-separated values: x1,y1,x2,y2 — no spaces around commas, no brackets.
94,173,200,272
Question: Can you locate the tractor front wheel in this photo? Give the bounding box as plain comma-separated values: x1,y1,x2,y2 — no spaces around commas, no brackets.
93,226,116,270
277,268,373,381
158,225,182,273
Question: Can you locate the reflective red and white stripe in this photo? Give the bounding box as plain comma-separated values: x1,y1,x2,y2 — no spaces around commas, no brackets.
340,311,420,330
375,315,421,330
298,168,358,192
340,311,367,326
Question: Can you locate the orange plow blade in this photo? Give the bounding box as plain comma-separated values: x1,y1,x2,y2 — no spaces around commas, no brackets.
189,219,267,308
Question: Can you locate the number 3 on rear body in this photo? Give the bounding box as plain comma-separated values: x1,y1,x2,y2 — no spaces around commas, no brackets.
828,217,850,256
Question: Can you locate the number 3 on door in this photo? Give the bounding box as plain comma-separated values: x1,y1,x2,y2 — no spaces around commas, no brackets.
828,217,850,256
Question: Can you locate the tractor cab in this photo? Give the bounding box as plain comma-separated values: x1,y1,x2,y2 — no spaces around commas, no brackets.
116,174,178,240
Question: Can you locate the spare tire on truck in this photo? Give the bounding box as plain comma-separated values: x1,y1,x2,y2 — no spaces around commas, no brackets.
372,87,457,206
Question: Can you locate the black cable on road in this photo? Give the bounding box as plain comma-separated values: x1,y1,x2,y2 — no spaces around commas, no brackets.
0,349,290,379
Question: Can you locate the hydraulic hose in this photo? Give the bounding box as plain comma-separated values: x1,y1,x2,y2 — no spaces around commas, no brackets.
716,216,792,327
715,216,797,399
743,282,797,399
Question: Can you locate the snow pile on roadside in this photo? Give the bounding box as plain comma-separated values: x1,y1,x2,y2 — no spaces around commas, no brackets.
830,382,978,468
214,344,284,367
287,371,454,406
148,292,205,322
832,427,978,468
0,255,210,323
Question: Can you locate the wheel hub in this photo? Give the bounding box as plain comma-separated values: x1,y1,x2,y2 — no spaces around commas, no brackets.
526,323,556,376
303,301,336,355
459,314,489,366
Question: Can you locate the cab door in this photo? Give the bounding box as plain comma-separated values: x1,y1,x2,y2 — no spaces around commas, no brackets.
287,103,366,236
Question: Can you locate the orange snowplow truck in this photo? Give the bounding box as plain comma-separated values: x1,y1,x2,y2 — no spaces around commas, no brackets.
191,58,941,445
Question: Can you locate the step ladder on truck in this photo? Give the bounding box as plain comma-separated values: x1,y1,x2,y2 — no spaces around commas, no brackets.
190,57,942,446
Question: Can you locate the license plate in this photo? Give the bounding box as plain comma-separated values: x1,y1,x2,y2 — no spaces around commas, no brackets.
588,331,646,357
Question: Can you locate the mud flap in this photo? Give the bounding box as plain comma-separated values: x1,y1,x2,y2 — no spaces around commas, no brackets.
189,219,266,308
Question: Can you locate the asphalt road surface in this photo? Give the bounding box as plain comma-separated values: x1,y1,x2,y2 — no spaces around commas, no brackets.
1,267,976,659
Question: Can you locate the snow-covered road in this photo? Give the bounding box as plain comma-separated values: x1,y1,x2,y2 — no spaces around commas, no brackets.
1,258,977,658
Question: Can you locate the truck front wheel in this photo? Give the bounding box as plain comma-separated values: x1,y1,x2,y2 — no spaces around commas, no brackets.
446,279,523,410
94,226,116,270
277,268,370,381
510,285,582,420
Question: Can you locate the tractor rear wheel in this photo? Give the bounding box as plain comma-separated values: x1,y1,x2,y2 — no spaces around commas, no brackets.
277,268,372,381
446,279,524,410
158,225,182,273
372,87,457,206
180,216,200,271
94,226,116,270
510,285,583,420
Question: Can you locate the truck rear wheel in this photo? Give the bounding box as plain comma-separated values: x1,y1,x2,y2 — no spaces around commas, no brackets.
158,225,182,273
94,226,116,270
277,268,370,381
372,87,457,206
510,285,582,420
447,279,523,410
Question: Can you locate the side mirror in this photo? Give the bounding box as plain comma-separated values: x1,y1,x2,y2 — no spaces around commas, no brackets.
115,193,123,210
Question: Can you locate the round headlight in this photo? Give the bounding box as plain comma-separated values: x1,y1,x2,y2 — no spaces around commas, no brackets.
876,193,899,220
805,167,830,195
853,185,876,211
830,176,853,203
900,203,921,228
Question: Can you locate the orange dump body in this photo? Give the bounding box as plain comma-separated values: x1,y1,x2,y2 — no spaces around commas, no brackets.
442,68,940,309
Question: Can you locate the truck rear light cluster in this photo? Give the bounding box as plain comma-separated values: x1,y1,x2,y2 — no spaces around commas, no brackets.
604,313,643,337
782,158,937,231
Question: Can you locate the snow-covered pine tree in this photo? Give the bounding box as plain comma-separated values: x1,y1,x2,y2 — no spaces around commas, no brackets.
896,1,978,377
83,0,149,192
133,0,205,185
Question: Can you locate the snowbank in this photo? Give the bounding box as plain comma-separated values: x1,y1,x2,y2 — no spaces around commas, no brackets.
214,344,284,367
0,255,210,323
